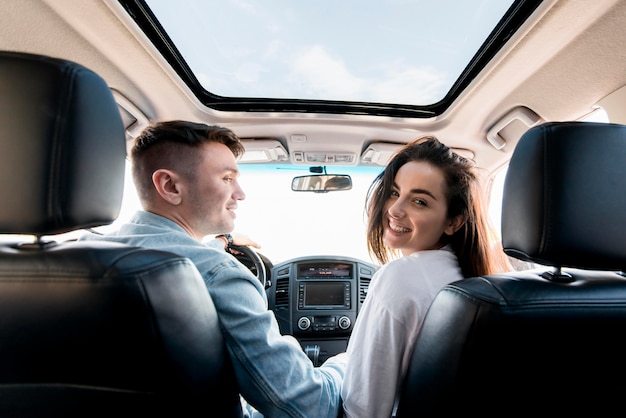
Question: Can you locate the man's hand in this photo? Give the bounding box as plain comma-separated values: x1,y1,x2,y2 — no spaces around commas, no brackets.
231,233,261,249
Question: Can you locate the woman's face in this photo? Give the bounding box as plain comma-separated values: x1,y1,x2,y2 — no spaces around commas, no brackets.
383,161,462,257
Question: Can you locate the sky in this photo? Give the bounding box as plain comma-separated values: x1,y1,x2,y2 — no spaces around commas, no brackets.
146,0,514,105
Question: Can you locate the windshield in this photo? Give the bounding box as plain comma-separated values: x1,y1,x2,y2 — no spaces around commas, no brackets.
84,162,382,266
235,164,382,264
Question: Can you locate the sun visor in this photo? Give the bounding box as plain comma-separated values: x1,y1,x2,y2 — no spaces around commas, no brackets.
361,142,475,166
240,139,289,163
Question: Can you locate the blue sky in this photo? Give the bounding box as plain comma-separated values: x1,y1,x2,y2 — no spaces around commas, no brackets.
146,0,514,105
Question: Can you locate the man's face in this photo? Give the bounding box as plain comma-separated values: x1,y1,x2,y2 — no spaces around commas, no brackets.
183,141,245,238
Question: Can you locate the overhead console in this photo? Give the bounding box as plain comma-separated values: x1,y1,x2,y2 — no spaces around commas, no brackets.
269,256,376,365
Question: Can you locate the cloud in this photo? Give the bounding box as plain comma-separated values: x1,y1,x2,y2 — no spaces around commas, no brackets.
289,45,364,99
288,45,448,104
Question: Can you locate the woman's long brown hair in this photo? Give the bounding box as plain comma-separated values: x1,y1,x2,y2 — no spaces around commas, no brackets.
365,136,510,277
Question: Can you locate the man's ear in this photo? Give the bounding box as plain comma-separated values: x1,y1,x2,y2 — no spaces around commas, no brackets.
152,169,183,205
444,214,466,236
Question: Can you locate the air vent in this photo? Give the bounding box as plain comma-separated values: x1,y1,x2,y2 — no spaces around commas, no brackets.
359,277,371,306
274,277,290,310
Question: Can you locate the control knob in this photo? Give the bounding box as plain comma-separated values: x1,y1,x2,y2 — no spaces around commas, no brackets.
297,316,311,331
338,316,351,330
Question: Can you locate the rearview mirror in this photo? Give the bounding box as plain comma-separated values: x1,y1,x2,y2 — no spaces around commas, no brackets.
291,174,352,192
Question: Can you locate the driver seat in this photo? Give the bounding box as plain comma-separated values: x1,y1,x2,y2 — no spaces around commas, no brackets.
0,51,241,417
395,121,626,416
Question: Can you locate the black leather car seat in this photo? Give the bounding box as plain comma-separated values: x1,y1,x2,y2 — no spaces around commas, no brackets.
395,121,626,417
0,51,241,417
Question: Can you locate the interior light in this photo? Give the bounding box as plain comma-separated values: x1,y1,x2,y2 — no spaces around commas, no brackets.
335,154,355,163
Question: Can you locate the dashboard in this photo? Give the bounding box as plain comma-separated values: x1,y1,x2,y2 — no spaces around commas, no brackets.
268,256,377,365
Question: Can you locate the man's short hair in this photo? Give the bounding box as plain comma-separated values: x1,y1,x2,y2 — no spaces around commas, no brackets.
131,120,245,204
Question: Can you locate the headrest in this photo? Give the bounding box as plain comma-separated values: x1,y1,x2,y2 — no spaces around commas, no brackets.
502,121,626,271
0,51,126,235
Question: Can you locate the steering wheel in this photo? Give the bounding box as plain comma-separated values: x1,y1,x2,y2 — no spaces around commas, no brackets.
229,244,268,289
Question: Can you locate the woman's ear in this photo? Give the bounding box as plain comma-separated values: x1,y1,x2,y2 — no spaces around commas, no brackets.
444,214,466,236
152,169,183,205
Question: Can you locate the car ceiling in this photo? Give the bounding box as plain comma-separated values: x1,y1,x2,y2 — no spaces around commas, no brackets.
2,0,626,181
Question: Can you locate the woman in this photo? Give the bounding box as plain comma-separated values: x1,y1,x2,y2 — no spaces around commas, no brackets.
342,137,510,418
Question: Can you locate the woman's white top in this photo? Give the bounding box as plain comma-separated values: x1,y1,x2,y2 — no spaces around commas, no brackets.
342,246,463,418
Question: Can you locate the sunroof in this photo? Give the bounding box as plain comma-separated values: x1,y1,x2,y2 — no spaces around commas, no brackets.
121,0,541,116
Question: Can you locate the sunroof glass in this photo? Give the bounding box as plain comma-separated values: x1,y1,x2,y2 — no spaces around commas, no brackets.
145,0,515,106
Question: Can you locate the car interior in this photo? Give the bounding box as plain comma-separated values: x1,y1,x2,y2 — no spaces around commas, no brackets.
2,0,626,416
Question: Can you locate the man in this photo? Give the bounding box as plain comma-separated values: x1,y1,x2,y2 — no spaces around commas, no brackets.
80,120,346,417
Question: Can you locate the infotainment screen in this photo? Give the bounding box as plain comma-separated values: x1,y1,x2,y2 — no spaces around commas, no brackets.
298,263,351,278
303,282,346,307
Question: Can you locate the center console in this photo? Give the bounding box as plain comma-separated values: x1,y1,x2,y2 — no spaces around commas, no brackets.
269,256,376,365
